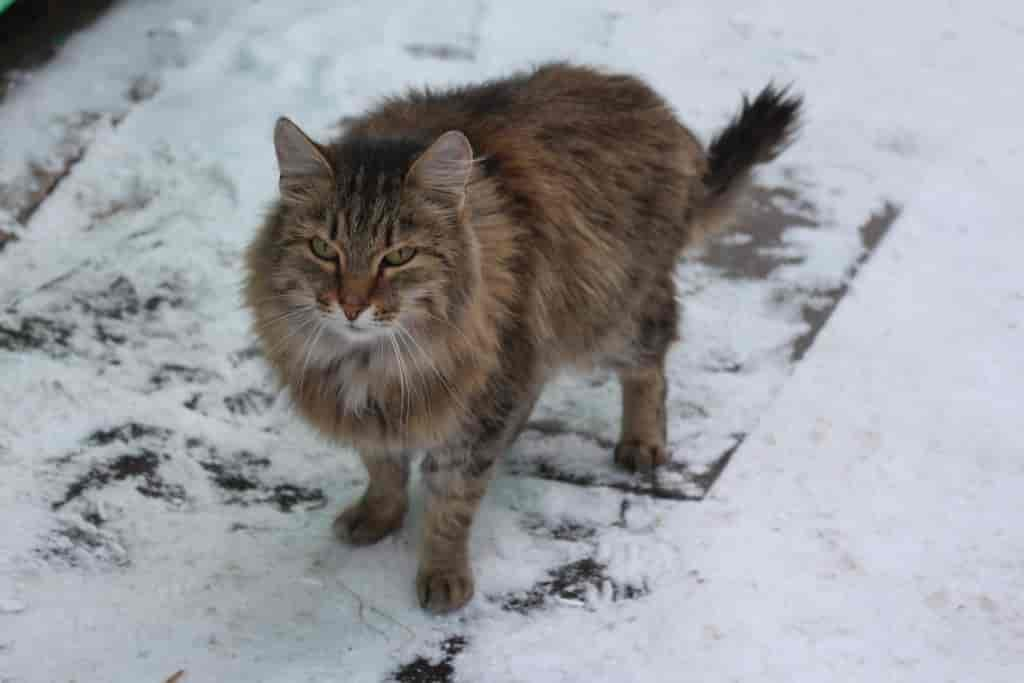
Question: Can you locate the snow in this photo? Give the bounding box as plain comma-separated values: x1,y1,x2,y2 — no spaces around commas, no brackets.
0,1,246,227
0,599,25,616
1,1,1023,681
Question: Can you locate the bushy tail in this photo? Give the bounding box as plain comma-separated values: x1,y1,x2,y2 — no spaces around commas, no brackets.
690,84,803,241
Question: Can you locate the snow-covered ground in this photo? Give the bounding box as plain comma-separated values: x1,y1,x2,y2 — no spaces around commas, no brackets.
1,1,1021,681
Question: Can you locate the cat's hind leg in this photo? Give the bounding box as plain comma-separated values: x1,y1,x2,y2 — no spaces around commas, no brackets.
613,280,678,473
615,365,669,472
334,450,410,545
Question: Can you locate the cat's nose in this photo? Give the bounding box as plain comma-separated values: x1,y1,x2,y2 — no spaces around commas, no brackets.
341,301,367,321
339,275,376,321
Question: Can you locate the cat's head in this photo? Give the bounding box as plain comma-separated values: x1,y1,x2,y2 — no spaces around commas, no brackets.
246,117,480,356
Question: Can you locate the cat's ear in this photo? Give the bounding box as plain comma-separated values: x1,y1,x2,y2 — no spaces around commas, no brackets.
407,130,473,201
273,117,333,202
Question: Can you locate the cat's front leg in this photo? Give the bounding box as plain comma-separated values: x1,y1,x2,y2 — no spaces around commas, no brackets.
334,449,410,545
416,443,497,613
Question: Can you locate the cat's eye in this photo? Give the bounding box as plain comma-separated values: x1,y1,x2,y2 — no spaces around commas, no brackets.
383,247,417,267
309,236,334,260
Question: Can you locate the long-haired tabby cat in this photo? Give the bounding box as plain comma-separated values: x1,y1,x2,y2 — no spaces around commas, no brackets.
244,62,801,613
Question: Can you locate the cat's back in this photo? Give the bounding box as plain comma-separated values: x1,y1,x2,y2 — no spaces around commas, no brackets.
347,62,702,165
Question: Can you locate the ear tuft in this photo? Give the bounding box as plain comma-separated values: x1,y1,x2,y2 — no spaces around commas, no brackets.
273,117,333,201
407,130,474,198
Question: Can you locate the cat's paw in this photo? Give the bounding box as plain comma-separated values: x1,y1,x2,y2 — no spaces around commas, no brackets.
333,498,406,546
416,565,475,614
614,439,669,473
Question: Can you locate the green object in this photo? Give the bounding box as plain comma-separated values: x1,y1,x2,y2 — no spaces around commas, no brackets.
0,0,16,17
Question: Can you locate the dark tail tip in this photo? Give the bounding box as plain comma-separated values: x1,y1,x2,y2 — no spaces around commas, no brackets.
704,84,803,198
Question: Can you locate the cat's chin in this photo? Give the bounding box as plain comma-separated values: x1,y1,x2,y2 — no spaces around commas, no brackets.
325,321,389,348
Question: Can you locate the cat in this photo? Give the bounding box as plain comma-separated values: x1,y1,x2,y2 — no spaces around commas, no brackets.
244,62,801,613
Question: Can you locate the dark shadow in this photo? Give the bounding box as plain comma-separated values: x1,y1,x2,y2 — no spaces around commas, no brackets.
0,0,117,103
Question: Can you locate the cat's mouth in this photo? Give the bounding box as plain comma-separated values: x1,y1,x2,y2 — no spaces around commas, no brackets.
323,311,390,343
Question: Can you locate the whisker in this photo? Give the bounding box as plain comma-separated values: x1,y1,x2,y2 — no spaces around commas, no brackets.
387,333,410,430
297,320,327,399
418,311,474,348
395,322,468,415
253,306,314,332
265,315,318,358
249,293,303,306
393,327,432,425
